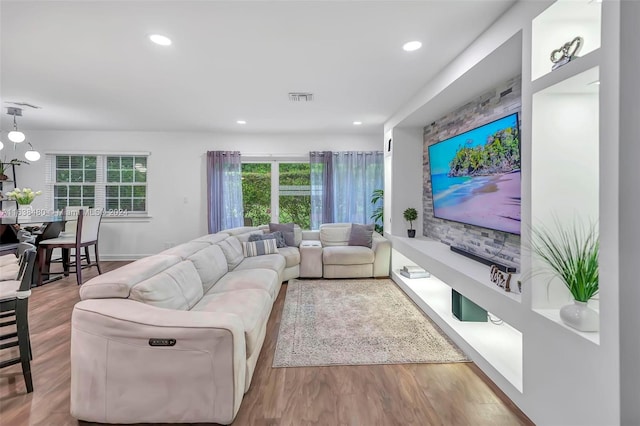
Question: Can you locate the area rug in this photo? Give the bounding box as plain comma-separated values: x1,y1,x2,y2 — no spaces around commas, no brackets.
272,278,469,367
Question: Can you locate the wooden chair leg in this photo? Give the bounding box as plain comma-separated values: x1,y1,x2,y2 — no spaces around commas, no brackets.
94,244,102,275
15,300,33,393
62,248,70,277
76,244,82,285
84,246,91,266
36,247,47,287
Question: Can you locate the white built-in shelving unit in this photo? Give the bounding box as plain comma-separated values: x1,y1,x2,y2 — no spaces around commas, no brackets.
529,1,601,342
391,244,523,392
383,1,626,424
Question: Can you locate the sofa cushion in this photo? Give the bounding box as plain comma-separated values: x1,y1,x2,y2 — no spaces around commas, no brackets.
222,226,261,236
129,261,204,310
216,236,244,269
235,231,263,243
234,254,286,280
186,245,229,293
278,246,300,269
269,223,295,247
192,233,229,245
159,241,210,258
210,268,280,300
242,239,279,257
80,255,181,300
320,224,351,246
323,246,374,265
0,262,19,281
191,289,272,358
348,223,374,248
249,231,286,248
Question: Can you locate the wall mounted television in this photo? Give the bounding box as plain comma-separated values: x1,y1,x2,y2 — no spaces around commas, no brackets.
428,112,521,235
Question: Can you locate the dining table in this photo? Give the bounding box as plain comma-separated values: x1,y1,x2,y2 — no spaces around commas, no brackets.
0,214,67,286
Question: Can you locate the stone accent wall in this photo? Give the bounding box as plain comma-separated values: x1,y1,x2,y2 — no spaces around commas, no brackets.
423,75,521,270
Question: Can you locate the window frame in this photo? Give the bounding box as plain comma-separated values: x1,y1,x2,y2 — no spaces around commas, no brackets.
45,151,150,219
241,155,310,225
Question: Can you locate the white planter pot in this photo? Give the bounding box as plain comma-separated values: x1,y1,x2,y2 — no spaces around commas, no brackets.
559,300,599,332
17,204,33,220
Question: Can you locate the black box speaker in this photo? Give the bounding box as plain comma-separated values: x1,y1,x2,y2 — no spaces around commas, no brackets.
452,289,487,322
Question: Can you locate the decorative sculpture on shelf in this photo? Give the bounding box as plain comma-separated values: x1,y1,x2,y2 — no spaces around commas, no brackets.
550,36,583,71
490,265,513,292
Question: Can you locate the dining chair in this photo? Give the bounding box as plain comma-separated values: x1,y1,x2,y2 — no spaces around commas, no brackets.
59,205,88,238
48,205,89,269
0,243,37,393
37,208,103,286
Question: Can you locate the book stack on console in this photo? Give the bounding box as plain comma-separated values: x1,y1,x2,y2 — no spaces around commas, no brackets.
400,265,430,279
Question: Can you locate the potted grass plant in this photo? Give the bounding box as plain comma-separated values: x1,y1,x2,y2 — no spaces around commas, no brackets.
530,219,599,332
369,189,383,234
403,207,418,238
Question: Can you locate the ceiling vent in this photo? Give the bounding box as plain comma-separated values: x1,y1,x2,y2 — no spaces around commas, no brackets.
288,92,314,102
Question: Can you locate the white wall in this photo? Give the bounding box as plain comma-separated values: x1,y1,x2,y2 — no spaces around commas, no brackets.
383,0,624,424
531,92,599,308
388,127,423,238
18,131,379,259
618,0,639,423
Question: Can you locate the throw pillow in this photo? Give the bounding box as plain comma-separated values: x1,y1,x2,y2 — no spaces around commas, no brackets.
248,231,286,248
242,239,279,257
269,222,295,246
348,223,375,248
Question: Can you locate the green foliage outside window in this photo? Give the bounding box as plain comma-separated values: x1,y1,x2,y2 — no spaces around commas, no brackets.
241,163,311,229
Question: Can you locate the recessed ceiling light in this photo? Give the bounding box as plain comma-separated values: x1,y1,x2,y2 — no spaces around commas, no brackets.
236,120,247,125
353,121,362,125
149,34,172,46
403,41,422,52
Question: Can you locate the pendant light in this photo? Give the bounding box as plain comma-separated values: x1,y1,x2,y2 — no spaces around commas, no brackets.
25,142,41,161
7,107,25,143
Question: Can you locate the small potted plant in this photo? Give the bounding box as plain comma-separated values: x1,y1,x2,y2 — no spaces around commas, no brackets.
530,219,599,332
403,207,418,238
0,158,28,181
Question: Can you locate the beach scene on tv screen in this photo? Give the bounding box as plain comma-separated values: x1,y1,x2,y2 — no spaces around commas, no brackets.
429,113,521,234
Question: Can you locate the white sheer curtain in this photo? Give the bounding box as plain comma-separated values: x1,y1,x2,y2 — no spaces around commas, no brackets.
310,151,333,229
332,151,383,224
310,151,383,229
206,151,244,233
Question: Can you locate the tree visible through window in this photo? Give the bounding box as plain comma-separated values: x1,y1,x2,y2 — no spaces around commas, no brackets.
279,163,310,229
106,156,147,212
241,163,271,226
241,162,311,229
54,155,97,210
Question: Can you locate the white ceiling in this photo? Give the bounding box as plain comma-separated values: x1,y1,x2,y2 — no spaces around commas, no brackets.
0,0,516,134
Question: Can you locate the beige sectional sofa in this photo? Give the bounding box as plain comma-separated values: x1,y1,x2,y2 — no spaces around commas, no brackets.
70,224,390,424
301,223,391,278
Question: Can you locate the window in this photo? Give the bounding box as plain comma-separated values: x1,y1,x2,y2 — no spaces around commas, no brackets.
53,155,97,209
106,156,147,212
47,153,148,216
241,161,311,229
278,163,310,229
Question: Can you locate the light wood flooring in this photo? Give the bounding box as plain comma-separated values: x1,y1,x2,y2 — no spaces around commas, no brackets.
0,262,533,425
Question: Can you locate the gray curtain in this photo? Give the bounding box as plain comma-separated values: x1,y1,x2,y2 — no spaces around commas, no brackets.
310,151,383,229
332,151,383,225
206,151,244,233
310,151,333,229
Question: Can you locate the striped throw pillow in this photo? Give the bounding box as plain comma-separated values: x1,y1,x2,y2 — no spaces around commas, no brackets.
242,239,279,257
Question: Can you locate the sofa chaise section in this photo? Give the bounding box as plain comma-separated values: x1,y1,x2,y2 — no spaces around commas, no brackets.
71,234,282,424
